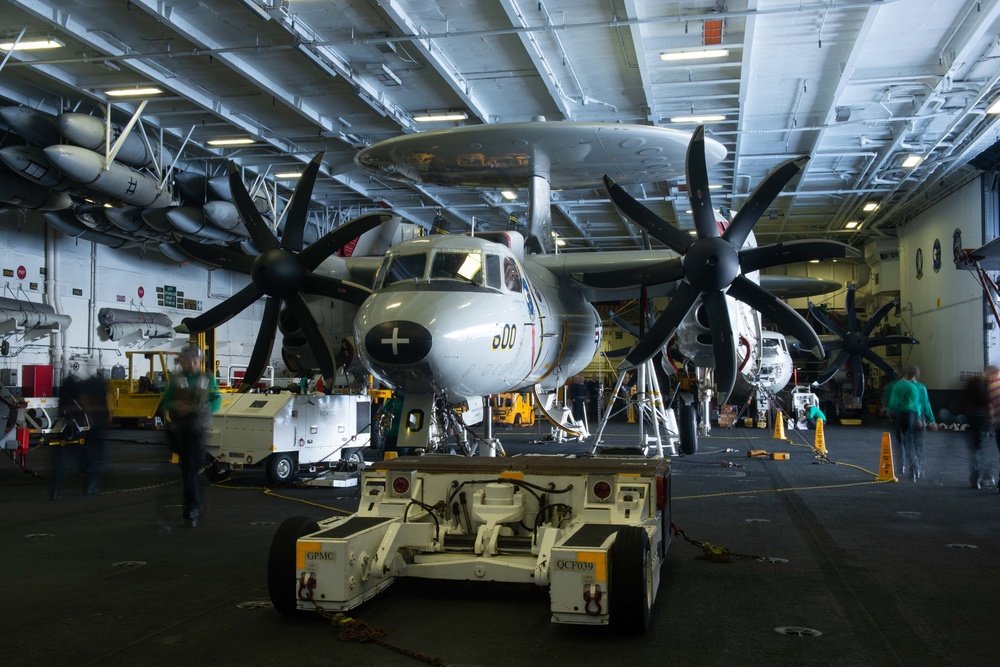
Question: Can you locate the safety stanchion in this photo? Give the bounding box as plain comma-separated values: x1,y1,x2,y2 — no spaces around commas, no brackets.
876,432,897,482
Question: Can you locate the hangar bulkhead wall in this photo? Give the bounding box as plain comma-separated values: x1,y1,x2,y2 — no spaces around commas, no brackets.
0,211,265,387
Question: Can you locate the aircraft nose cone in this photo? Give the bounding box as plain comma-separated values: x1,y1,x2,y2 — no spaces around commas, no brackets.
364,320,433,364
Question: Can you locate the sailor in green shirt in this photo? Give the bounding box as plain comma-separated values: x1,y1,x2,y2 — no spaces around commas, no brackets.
886,366,937,481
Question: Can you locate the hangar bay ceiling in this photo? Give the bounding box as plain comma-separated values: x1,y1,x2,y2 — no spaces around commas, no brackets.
3,0,1000,252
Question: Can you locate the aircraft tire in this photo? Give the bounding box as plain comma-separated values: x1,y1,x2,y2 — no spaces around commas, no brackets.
266,453,296,485
610,526,654,634
679,402,698,455
268,516,320,616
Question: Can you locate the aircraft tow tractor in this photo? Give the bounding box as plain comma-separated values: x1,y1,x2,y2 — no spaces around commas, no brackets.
206,391,371,486
268,453,671,632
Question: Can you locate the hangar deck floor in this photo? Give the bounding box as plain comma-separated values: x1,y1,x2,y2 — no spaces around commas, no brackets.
3,417,999,667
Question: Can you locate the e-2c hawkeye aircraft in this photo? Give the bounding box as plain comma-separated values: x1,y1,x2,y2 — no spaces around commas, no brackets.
176,121,856,453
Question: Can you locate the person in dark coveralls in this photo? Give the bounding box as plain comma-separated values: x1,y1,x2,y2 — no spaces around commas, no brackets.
79,375,110,494
961,366,997,489
163,345,221,527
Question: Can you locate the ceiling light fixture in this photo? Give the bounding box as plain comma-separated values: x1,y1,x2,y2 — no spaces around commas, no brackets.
901,154,923,168
0,38,63,50
106,87,163,97
275,173,302,179
845,220,860,229
988,97,1000,114
862,201,879,212
206,137,256,146
500,190,517,200
669,114,726,124
414,110,469,122
660,48,729,61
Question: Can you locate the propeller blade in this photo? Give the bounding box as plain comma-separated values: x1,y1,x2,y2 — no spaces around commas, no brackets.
867,335,920,348
299,212,391,272
846,284,858,332
621,281,700,368
301,273,372,306
703,291,737,403
286,292,337,380
740,240,859,273
861,348,897,377
578,257,684,289
603,176,693,254
238,297,280,392
609,310,640,338
603,346,632,358
686,126,719,239
175,282,261,333
816,349,849,385
861,299,898,336
728,275,823,357
280,153,324,252
723,157,809,249
174,236,254,273
823,338,844,352
808,302,847,338
229,162,280,253
850,354,864,398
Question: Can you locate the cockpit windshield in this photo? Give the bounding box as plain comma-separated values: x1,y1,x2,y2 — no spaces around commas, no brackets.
379,253,427,287
430,251,483,285
761,336,787,358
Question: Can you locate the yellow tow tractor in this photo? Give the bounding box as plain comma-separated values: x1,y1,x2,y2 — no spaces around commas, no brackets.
491,391,535,428
106,350,178,428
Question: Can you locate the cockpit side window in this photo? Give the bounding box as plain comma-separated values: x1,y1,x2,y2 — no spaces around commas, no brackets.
430,251,483,284
503,257,522,292
379,253,427,287
485,254,501,289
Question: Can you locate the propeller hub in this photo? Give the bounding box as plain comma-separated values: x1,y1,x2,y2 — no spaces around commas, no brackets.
844,332,868,354
683,237,740,292
251,248,304,298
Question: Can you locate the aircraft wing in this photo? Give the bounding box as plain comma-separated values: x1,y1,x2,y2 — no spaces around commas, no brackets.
959,236,1000,270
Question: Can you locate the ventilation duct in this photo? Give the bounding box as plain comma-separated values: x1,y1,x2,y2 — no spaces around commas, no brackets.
98,308,174,342
0,296,72,340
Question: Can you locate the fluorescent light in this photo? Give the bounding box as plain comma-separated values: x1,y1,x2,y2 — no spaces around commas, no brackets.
901,154,923,168
500,190,517,201
669,114,725,123
0,38,63,50
106,87,163,97
660,49,729,61
207,137,256,146
556,238,566,247
809,259,820,264
845,221,860,229
862,201,879,212
275,172,302,179
988,98,1000,114
414,111,468,122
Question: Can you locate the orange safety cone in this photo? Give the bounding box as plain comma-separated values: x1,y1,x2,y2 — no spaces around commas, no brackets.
876,432,898,482
773,411,787,440
813,418,827,455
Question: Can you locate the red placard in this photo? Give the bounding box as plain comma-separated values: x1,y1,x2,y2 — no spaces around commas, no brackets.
138,286,145,298
16,266,26,279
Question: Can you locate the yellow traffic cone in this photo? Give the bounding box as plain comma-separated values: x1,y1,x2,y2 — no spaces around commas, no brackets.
876,432,898,482
773,411,787,440
813,418,827,455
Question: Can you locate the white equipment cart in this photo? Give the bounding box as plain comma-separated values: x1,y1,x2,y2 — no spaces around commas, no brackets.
206,391,371,485
268,454,671,632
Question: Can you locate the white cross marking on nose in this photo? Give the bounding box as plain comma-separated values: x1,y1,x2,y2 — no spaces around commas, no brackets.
382,327,410,355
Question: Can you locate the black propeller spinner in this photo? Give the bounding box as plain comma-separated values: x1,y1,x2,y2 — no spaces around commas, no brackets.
582,126,859,403
808,283,918,398
174,153,389,392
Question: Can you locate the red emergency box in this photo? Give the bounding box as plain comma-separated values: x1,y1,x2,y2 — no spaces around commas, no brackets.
21,364,53,397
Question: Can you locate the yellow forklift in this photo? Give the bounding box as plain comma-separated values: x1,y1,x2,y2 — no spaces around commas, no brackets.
491,391,535,428
106,350,177,427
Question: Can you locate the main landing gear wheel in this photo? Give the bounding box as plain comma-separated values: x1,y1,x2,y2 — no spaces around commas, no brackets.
266,453,295,485
610,526,654,634
679,402,698,455
268,516,320,616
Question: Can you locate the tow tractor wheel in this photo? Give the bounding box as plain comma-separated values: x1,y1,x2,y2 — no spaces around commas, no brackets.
610,526,654,634
266,453,296,485
679,402,698,455
204,460,230,483
268,516,320,616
